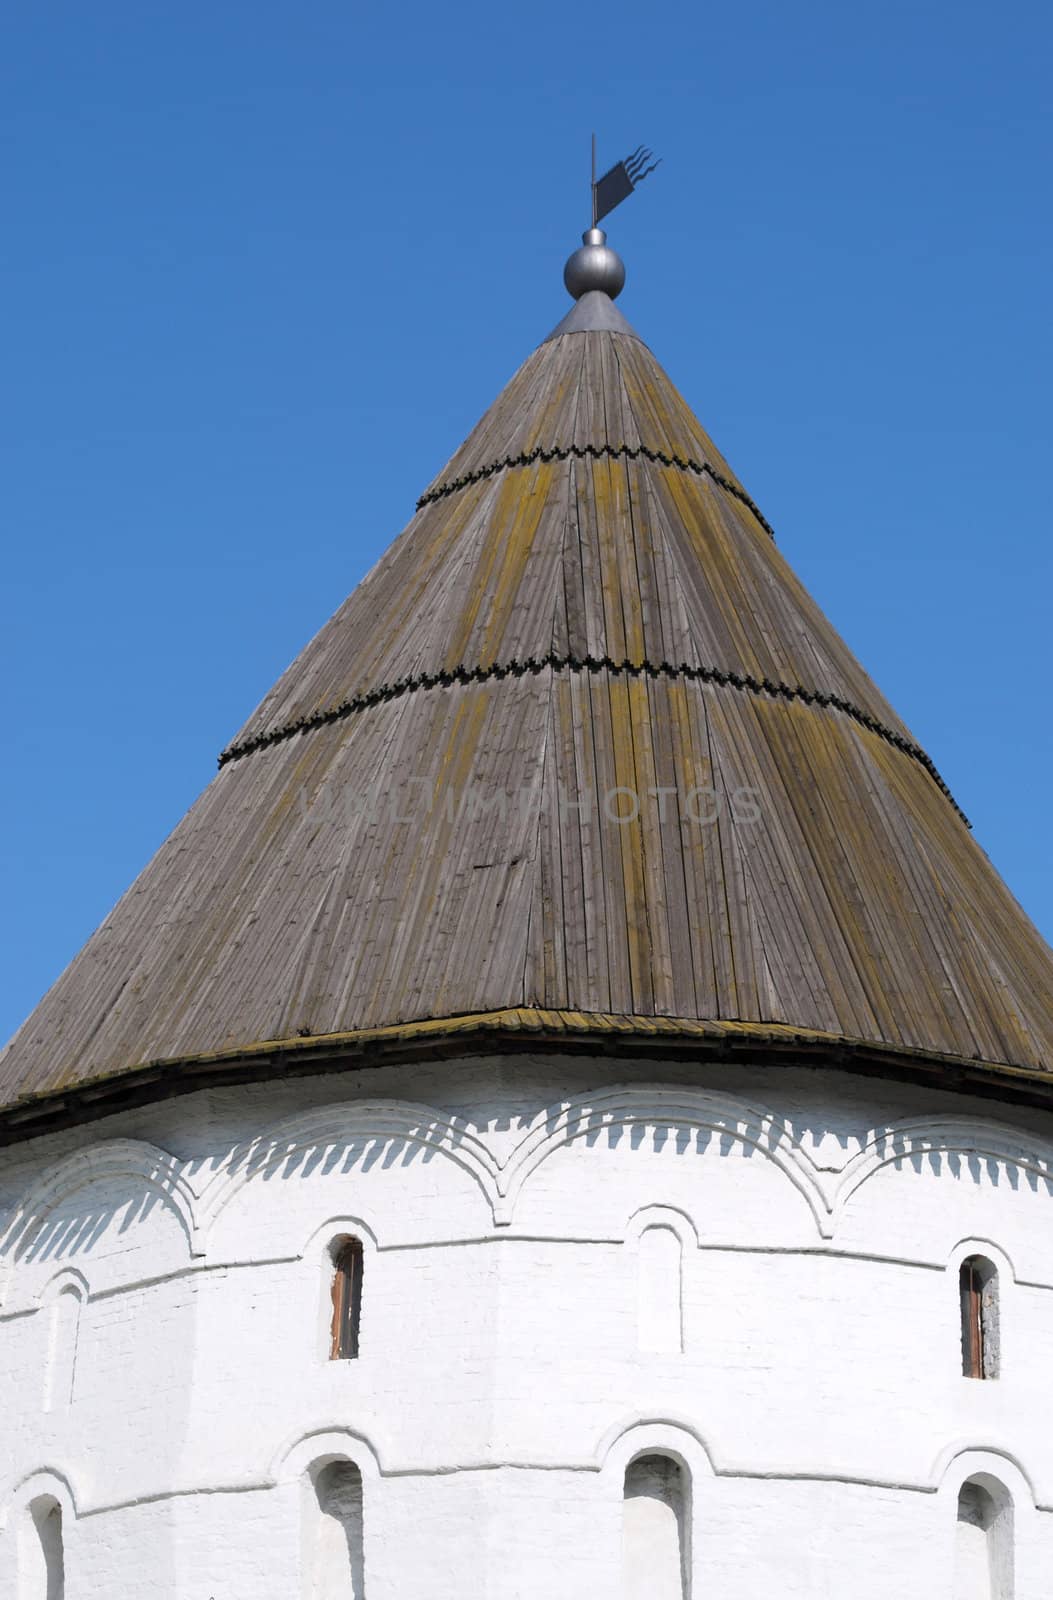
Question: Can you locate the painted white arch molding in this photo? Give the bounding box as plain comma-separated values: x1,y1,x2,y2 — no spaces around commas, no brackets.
497,1086,832,1235
272,1425,383,1487
948,1238,1018,1282
624,1204,701,1250
33,1265,90,1312
196,1099,504,1248
933,1446,1038,1510
301,1213,380,1258
0,1467,80,1550
596,1415,718,1481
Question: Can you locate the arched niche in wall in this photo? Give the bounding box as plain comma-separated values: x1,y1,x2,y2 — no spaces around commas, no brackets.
626,1208,697,1356
41,1273,86,1414
622,1453,689,1600
19,1496,65,1600
275,1424,380,1597
304,1458,366,1598
955,1475,1013,1600
600,1419,711,1600
936,1450,1032,1600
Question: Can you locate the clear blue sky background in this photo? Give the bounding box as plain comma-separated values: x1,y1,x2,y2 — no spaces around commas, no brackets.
2,0,1050,1044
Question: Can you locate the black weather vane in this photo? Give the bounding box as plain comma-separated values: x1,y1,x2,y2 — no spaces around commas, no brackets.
591,135,662,228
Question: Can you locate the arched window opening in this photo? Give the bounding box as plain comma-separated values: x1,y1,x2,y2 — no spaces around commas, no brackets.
22,1497,64,1600
637,1226,683,1355
309,1460,365,1598
329,1239,363,1360
44,1285,83,1413
622,1454,688,1600
960,1258,999,1379
955,1478,1014,1600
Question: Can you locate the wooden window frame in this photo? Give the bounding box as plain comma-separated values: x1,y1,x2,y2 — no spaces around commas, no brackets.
329,1239,363,1361
960,1256,998,1380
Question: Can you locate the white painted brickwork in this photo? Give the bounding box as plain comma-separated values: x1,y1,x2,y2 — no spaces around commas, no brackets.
2,1053,1053,1597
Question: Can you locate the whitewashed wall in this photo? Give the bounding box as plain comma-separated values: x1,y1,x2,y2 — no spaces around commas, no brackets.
2,1053,1053,1598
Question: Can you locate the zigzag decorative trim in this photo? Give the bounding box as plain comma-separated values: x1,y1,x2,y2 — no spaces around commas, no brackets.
415,442,777,541
217,654,967,823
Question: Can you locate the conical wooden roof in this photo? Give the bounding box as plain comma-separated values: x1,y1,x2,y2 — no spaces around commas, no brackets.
4,285,1052,1135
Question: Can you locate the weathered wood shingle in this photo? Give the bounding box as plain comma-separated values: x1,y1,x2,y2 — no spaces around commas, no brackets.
2,305,1051,1130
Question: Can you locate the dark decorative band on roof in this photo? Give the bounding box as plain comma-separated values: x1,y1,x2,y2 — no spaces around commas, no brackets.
218,655,967,823
416,443,777,541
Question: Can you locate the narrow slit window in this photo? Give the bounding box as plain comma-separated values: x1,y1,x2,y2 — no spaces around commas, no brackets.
960,1257,999,1380
330,1239,363,1360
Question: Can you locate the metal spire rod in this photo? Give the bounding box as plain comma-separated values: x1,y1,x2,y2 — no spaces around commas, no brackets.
591,133,597,229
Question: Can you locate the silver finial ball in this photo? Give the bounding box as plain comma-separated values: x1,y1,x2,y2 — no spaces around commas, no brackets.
563,228,626,301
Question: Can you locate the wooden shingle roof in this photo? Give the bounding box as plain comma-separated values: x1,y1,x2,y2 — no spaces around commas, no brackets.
3,290,1052,1136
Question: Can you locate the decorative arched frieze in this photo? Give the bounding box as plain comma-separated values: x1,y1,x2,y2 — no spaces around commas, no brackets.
831,1118,1053,1232
497,1088,831,1235
196,1100,503,1248
0,1141,199,1309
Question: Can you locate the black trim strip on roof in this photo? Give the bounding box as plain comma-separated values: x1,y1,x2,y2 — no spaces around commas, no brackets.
415,442,777,541
217,653,968,825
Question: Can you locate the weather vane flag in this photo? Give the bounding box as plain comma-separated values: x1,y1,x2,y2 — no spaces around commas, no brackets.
591,136,661,227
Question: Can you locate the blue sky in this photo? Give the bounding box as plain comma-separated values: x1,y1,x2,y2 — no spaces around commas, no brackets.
2,0,1050,1043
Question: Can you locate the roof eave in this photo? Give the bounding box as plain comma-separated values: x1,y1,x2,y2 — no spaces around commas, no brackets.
3,1009,1051,1148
